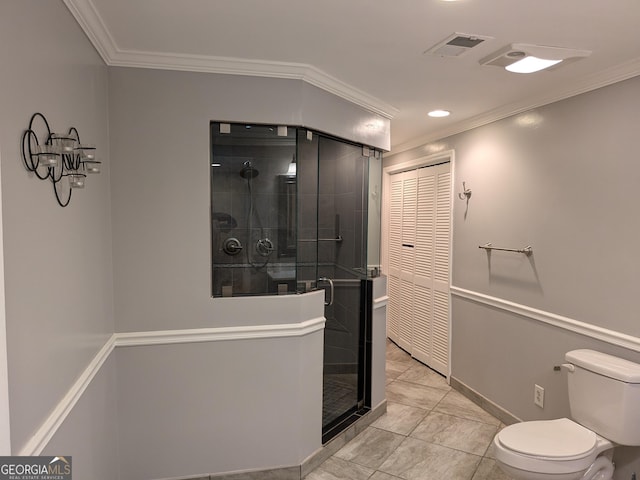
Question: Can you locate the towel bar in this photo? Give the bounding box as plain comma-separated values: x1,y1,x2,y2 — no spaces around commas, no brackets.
479,243,533,255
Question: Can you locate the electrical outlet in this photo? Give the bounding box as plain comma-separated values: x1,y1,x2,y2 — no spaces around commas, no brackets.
534,384,545,408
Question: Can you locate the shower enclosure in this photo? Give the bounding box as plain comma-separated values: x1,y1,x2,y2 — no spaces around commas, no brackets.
210,122,382,442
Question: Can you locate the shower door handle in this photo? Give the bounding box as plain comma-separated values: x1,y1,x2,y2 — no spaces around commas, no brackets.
318,277,334,306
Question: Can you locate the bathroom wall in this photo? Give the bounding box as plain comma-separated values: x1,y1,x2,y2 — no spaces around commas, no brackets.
384,74,640,479
0,3,387,475
42,357,118,478
108,66,388,332
115,325,323,479
0,0,116,467
107,66,389,477
109,291,324,479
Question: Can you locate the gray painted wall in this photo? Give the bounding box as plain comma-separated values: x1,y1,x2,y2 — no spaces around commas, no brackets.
2,3,387,475
113,292,325,479
107,67,389,476
0,0,114,456
43,357,118,479
115,326,323,479
108,66,388,332
384,75,640,479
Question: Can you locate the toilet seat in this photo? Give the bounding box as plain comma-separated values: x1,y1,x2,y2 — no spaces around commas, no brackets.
494,419,600,475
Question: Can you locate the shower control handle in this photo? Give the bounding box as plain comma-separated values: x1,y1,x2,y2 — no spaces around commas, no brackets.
318,277,334,307
223,237,243,255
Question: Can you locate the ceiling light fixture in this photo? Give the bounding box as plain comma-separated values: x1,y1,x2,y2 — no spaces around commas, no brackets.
480,43,591,74
506,57,562,74
428,110,451,118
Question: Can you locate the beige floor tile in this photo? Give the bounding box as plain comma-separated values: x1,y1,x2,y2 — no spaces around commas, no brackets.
307,340,509,480
386,380,448,410
386,342,412,364
434,390,502,426
396,362,451,391
471,457,515,480
334,426,405,469
370,471,404,480
304,456,373,480
484,437,497,459
410,412,498,455
379,437,481,480
386,360,412,380
371,402,428,435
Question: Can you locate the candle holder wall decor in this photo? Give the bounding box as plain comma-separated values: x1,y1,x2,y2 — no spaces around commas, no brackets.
21,112,101,207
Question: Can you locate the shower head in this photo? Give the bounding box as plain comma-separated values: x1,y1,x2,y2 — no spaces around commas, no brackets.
240,161,259,179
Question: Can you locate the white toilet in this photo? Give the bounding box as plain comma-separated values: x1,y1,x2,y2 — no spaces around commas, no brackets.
494,349,640,480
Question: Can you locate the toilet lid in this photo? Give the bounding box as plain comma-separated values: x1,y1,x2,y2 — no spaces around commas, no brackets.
498,418,597,459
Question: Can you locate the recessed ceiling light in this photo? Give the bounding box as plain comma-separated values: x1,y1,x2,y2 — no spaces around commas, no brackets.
428,110,451,118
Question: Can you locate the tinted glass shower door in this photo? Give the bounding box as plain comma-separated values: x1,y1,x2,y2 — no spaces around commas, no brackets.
316,136,370,442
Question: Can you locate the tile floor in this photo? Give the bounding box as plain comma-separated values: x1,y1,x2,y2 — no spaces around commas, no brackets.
305,340,514,480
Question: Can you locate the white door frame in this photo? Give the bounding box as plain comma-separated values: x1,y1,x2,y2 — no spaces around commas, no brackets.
381,149,455,378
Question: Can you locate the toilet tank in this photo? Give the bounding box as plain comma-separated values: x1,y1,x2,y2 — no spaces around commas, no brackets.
565,349,640,445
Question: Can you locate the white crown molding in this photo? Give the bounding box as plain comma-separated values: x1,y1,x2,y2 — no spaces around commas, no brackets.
63,0,398,119
62,0,119,62
64,0,640,152
17,317,325,455
391,57,640,154
451,286,640,353
108,49,399,119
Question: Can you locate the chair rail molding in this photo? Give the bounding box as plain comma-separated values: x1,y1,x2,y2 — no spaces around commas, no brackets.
18,316,325,456
451,286,640,352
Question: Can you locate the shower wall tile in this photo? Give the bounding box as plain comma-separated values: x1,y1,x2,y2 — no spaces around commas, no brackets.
296,266,316,286
212,267,233,296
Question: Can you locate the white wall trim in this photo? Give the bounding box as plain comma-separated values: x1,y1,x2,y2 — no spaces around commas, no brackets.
451,286,640,352
64,0,640,152
62,0,398,120
18,317,326,456
373,295,388,310
19,334,117,456
62,0,118,63
109,50,399,120
391,58,640,155
115,316,326,347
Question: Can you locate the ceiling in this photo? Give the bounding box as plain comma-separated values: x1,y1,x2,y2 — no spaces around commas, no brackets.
64,0,640,152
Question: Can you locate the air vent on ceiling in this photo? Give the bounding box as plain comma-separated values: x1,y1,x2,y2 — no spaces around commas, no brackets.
424,33,493,57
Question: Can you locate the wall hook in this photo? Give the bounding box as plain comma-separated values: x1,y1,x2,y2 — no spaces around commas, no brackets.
458,181,472,200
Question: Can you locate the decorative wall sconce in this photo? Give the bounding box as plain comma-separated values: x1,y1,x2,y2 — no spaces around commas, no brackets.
21,112,101,207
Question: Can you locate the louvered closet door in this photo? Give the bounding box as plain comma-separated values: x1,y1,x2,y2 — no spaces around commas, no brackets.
387,170,417,352
412,163,450,375
387,162,450,376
